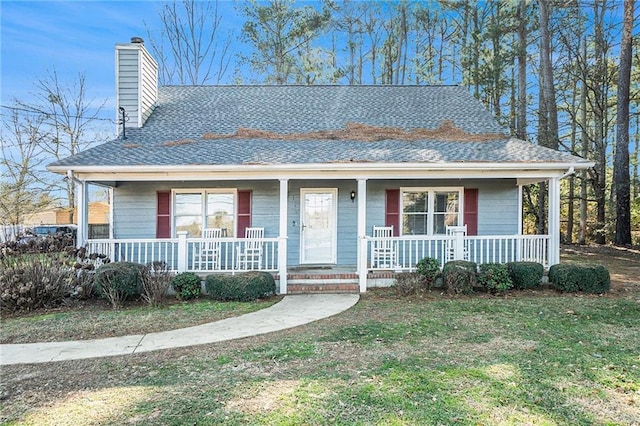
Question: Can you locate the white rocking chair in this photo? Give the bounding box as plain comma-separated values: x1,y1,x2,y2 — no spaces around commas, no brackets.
236,227,264,270
372,225,396,269
200,228,222,270
446,225,469,261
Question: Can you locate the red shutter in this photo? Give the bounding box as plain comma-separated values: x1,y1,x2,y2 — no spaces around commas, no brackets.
237,190,252,237
464,188,478,236
156,191,171,238
385,189,400,236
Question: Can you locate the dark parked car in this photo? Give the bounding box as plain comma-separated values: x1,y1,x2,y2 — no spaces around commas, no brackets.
19,225,77,244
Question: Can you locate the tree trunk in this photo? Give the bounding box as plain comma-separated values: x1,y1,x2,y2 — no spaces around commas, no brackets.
516,0,527,140
613,0,635,245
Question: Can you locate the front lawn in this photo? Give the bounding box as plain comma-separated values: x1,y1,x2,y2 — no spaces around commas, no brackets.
0,298,280,344
1,245,638,425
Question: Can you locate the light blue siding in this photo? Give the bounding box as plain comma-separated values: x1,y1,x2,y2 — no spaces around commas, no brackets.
112,178,519,266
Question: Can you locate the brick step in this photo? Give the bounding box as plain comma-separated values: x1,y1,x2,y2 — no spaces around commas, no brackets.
287,282,360,294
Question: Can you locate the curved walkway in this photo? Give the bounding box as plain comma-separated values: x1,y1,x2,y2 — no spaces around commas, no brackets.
0,294,359,366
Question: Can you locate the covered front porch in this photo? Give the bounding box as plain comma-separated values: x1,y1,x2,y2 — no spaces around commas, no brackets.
76,171,561,294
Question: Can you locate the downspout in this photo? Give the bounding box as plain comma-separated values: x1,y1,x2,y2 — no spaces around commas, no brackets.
558,166,575,180
67,170,87,248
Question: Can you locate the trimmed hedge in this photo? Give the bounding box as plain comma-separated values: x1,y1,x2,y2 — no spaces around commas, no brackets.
548,263,610,294
171,272,202,300
478,263,513,293
415,257,440,289
442,260,477,295
94,262,144,308
205,271,276,302
506,262,544,290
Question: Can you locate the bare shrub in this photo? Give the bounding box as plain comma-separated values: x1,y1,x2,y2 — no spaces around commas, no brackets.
141,261,173,307
394,272,425,296
0,255,74,314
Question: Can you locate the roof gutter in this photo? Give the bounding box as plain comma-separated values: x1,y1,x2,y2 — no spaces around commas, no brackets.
49,161,595,175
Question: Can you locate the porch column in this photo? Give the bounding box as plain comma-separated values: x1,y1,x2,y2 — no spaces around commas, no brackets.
548,177,561,266
76,179,89,248
278,179,289,294
517,184,523,261
357,178,368,292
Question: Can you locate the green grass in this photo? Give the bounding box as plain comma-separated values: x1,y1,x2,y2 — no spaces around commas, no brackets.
3,293,638,425
2,246,639,425
0,298,279,343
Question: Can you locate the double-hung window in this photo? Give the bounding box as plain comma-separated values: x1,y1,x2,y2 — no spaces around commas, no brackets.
174,190,236,237
401,188,462,235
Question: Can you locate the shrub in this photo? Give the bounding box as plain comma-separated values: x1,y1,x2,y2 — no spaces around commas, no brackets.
506,262,544,289
0,254,74,314
580,265,610,293
141,261,174,306
548,263,610,294
394,272,424,296
442,261,477,295
172,272,201,300
74,269,96,300
94,262,144,309
415,257,440,289
478,263,513,294
205,271,276,302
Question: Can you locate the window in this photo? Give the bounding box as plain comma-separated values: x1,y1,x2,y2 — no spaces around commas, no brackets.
401,188,462,235
174,190,236,237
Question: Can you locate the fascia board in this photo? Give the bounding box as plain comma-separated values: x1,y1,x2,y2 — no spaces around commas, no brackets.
51,162,595,183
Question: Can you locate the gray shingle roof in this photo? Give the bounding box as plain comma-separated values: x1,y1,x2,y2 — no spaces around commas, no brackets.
49,85,590,169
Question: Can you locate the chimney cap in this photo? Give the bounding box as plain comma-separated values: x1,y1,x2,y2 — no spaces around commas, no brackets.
130,37,144,44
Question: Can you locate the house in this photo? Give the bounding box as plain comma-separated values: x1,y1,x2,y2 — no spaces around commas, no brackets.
47,38,594,294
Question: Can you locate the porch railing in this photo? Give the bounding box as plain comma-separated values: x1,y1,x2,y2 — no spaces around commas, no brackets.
85,233,279,273
367,234,549,272
85,233,548,276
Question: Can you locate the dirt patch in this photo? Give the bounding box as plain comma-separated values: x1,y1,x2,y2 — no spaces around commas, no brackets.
225,379,300,414
202,120,507,142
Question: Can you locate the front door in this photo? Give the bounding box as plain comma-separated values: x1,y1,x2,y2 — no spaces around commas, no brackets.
300,189,337,264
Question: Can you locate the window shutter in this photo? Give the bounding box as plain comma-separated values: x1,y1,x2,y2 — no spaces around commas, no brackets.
237,190,252,237
464,188,478,236
156,191,171,238
385,189,400,236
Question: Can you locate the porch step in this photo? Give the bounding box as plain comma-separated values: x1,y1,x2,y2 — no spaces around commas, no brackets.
287,282,360,294
283,272,360,294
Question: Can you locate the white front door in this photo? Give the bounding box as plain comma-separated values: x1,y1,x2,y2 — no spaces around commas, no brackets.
300,189,337,264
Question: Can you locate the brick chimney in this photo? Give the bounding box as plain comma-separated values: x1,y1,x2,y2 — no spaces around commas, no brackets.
115,37,158,129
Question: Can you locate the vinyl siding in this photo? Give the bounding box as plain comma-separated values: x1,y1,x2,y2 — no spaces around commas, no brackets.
112,178,519,265
115,44,157,128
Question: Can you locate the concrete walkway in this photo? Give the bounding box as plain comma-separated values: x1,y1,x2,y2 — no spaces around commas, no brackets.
0,294,359,366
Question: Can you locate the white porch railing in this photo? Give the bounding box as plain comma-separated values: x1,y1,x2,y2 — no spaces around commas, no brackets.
85,234,279,273
85,233,548,277
367,234,549,272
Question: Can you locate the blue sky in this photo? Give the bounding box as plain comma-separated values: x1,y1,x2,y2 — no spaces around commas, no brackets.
1,0,242,130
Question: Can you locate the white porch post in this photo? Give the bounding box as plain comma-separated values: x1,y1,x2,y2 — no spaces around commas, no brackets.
278,179,289,294
517,184,523,261
548,177,561,266
76,179,89,248
357,178,368,292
